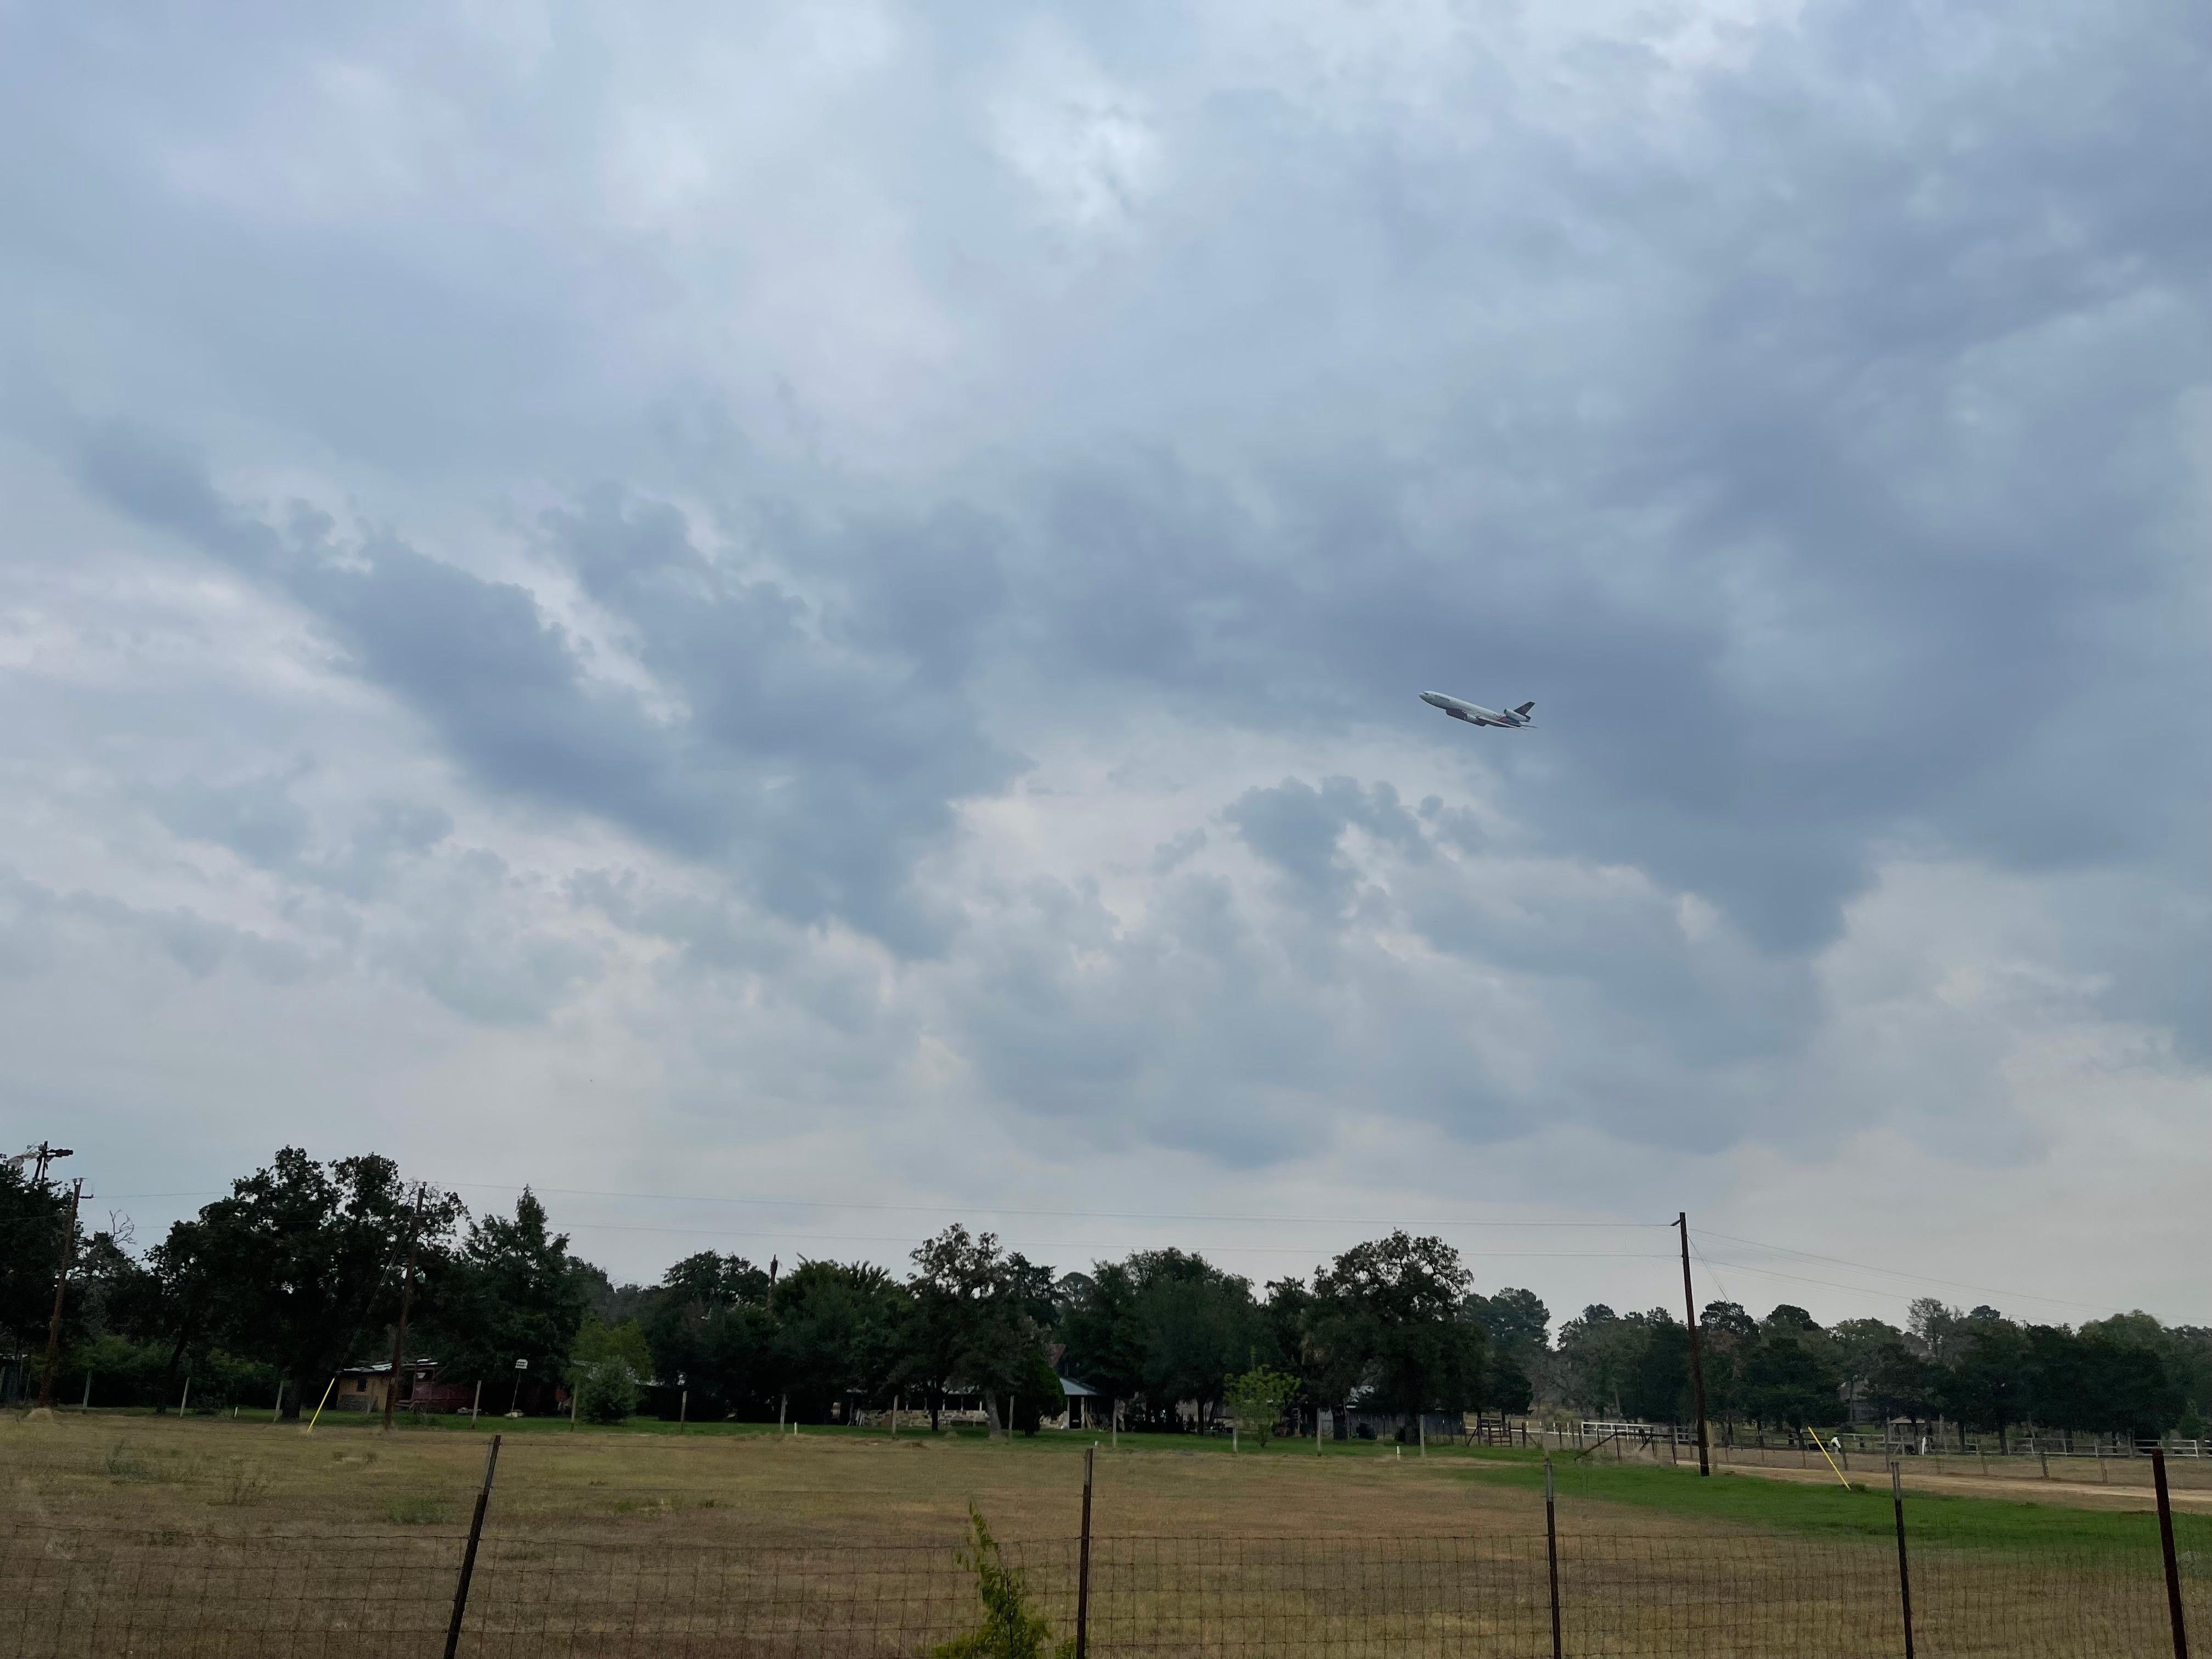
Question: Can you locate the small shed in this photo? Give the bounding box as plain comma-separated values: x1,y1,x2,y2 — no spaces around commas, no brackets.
328,1360,476,1416
1060,1376,1105,1431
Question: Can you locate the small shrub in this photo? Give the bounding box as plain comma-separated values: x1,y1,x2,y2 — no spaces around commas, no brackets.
1222,1367,1298,1448
214,1461,269,1507
928,1509,1073,1659
385,1495,452,1526
575,1360,641,1425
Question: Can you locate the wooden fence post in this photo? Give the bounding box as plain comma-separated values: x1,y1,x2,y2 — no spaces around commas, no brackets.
1544,1458,1563,1659
1075,1444,1095,1659
1891,1460,1916,1659
2154,1449,2190,1659
443,1434,501,1659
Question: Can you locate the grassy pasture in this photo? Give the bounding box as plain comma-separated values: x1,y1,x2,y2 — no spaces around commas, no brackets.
8,1406,2203,1549
5,1411,2205,1657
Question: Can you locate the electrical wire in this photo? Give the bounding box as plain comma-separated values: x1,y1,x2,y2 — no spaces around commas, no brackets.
1690,1252,2122,1320
1691,1227,2114,1315
443,1183,1679,1231
1685,1230,1737,1310
544,1218,1678,1260
98,1182,1672,1231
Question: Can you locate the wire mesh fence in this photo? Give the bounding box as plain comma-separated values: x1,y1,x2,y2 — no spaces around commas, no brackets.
4,1523,2203,1658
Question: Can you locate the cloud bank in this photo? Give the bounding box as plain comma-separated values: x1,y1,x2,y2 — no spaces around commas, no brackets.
2,0,2205,1323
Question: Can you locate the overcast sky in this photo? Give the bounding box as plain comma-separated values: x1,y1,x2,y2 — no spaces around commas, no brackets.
4,0,2207,1333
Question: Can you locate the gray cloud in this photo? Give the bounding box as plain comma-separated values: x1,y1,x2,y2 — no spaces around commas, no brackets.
2,0,2206,1313
77,430,1023,953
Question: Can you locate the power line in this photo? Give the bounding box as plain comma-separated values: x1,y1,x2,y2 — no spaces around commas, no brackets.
450,1183,1676,1230
1692,1228,2114,1315
1691,1254,2124,1321
100,1181,1672,1232
1686,1230,1736,1310
551,1218,1678,1261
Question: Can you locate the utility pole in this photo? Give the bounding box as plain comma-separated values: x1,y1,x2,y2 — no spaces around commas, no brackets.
1678,1212,1711,1477
37,1178,85,1411
381,1188,424,1435
12,1142,75,1185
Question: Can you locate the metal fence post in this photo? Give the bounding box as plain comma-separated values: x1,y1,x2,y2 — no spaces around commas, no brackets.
1891,1460,1916,1659
443,1433,502,1659
2154,1449,2190,1659
1544,1457,1564,1659
1075,1444,1095,1659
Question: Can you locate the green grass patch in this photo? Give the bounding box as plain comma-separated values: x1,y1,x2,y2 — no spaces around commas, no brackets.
383,1494,453,1526
1478,1460,2211,1556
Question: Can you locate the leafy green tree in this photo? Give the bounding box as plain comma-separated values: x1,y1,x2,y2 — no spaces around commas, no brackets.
1487,1349,1536,1413
2077,1313,2195,1440
641,1251,776,1421
1136,1268,1259,1430
1223,1365,1299,1444
1701,1303,1757,1342
0,1163,77,1372
775,1260,909,1424
161,1149,462,1419
568,1313,652,1423
907,1226,1056,1436
1259,1277,1318,1407
426,1189,591,1402
2080,1334,2183,1438
1741,1326,1842,1430
1555,1306,1640,1415
1309,1232,1484,1430
1465,1288,1550,1357
1830,1318,1904,1421
1696,1301,1757,1430
1865,1339,1934,1426
1936,1316,2030,1448
1058,1249,1257,1430
1007,1346,1066,1436
1621,1313,1693,1423
1465,1289,1547,1414
1906,1299,1968,1365
1057,1261,1147,1417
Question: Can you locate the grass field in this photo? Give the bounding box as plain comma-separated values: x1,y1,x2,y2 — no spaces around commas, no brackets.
8,1407,2209,1549
5,1409,2206,1657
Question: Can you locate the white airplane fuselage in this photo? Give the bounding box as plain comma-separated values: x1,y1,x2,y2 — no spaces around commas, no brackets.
1420,691,1534,729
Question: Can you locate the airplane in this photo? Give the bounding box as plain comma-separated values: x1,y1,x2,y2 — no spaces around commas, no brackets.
1420,691,1536,729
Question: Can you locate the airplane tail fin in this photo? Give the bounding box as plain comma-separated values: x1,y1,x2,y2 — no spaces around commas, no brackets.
1513,701,1535,717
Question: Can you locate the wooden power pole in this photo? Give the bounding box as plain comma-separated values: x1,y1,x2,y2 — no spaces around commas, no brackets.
37,1179,85,1411
1678,1212,1711,1477
381,1189,424,1434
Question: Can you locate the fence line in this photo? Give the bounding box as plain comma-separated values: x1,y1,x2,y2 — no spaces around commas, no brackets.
1564,1423,2210,1460
5,1523,2202,1658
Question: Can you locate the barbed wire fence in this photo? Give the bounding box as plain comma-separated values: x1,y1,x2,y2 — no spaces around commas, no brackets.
3,1446,2201,1658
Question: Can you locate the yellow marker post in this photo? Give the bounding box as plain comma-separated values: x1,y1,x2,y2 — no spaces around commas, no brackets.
1809,1429,1853,1489
303,1375,339,1434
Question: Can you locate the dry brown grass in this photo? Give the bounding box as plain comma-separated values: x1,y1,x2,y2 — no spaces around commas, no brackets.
4,1411,1606,1548
3,1413,2202,1658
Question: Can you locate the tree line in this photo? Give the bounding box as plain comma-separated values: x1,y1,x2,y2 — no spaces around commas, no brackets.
5,1149,2207,1443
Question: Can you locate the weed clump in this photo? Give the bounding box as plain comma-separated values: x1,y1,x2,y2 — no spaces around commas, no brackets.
928,1508,1072,1659
213,1461,269,1507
